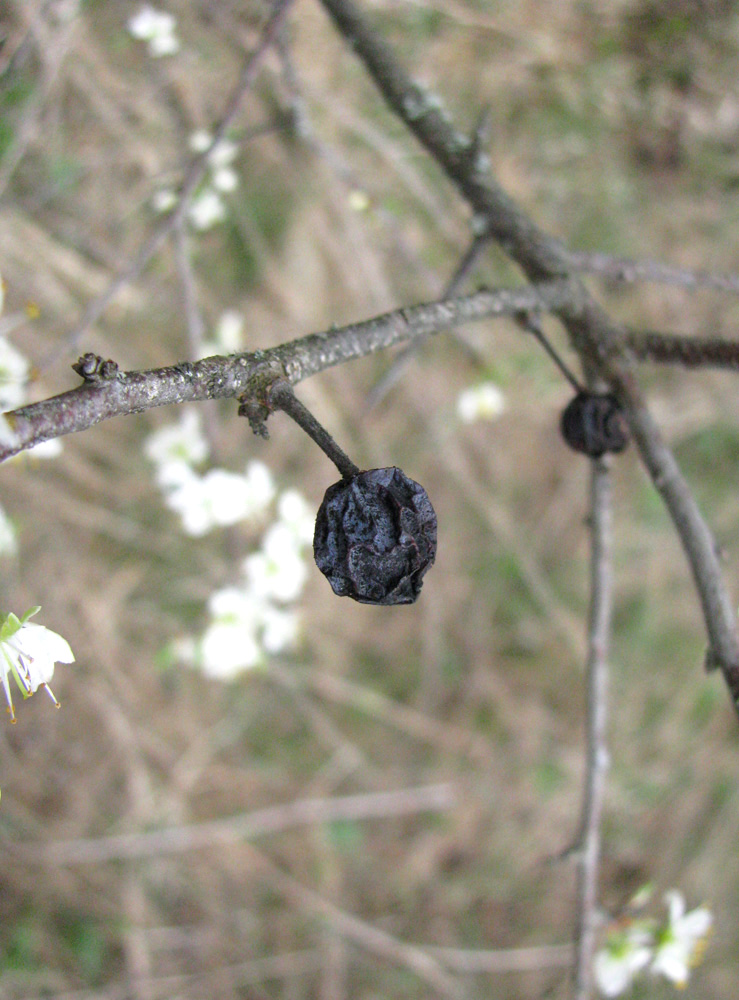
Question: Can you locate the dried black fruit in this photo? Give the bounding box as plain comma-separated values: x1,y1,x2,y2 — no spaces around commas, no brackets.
560,392,629,459
313,467,437,606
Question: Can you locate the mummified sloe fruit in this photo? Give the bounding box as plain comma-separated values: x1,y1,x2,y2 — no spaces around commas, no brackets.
560,392,629,459
313,467,437,606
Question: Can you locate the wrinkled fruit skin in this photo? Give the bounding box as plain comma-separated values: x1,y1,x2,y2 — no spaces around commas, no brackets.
560,392,629,459
313,467,437,606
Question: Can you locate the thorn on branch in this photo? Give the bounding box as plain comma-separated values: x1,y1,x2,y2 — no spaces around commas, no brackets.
72,353,120,384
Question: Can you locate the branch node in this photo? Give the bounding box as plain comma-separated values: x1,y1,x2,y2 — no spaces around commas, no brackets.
237,358,288,439
72,353,120,384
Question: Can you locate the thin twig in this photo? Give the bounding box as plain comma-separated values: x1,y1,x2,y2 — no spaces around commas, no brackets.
42,0,295,370
172,217,222,451
519,311,583,392
38,783,455,864
568,249,739,295
428,943,572,974
624,328,739,369
0,278,581,461
253,848,466,999
364,234,493,410
172,218,207,353
573,456,613,1000
0,5,79,201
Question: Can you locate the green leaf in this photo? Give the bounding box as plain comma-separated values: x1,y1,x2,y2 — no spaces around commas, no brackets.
1,613,22,639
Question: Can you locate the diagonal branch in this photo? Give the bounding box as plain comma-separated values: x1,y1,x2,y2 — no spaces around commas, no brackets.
568,249,739,295
316,0,739,715
0,279,579,461
611,373,739,701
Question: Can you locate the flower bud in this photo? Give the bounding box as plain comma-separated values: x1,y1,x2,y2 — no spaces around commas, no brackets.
313,467,437,605
560,392,629,458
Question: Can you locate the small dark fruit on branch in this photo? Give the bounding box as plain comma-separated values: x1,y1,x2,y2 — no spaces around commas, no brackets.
560,392,629,459
313,467,437,606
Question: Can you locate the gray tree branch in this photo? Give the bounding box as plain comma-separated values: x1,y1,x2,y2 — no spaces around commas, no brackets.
573,456,613,999
316,0,739,715
0,279,579,461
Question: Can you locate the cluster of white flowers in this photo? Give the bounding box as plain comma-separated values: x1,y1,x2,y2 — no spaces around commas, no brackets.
0,608,74,722
153,130,241,231
594,890,713,997
145,408,276,536
456,380,506,424
178,489,314,678
127,5,180,57
145,396,315,679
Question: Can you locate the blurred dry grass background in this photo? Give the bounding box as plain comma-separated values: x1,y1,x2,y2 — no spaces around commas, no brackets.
1,0,739,997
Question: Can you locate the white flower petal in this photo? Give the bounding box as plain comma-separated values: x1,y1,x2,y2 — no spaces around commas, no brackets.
152,188,178,213
28,438,62,459
189,130,213,153
456,381,506,424
213,310,243,352
0,614,73,720
212,166,238,193
145,410,209,469
208,139,238,169
148,31,179,56
260,605,299,653
200,620,262,678
188,189,226,230
277,489,314,546
0,337,29,411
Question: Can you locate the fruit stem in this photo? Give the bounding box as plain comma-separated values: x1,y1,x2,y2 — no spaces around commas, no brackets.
520,313,583,393
268,380,360,480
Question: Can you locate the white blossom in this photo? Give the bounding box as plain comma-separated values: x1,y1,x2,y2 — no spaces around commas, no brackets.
145,410,209,471
152,188,177,214
214,310,244,352
650,891,712,988
594,922,653,997
195,310,244,359
260,604,299,653
276,489,315,547
0,609,74,721
212,167,239,193
242,460,276,513
161,463,274,536
456,381,506,424
0,337,29,411
199,586,265,678
347,189,370,212
127,6,179,57
188,130,213,154
207,139,238,170
200,619,263,678
243,530,308,604
27,438,63,459
188,189,227,230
